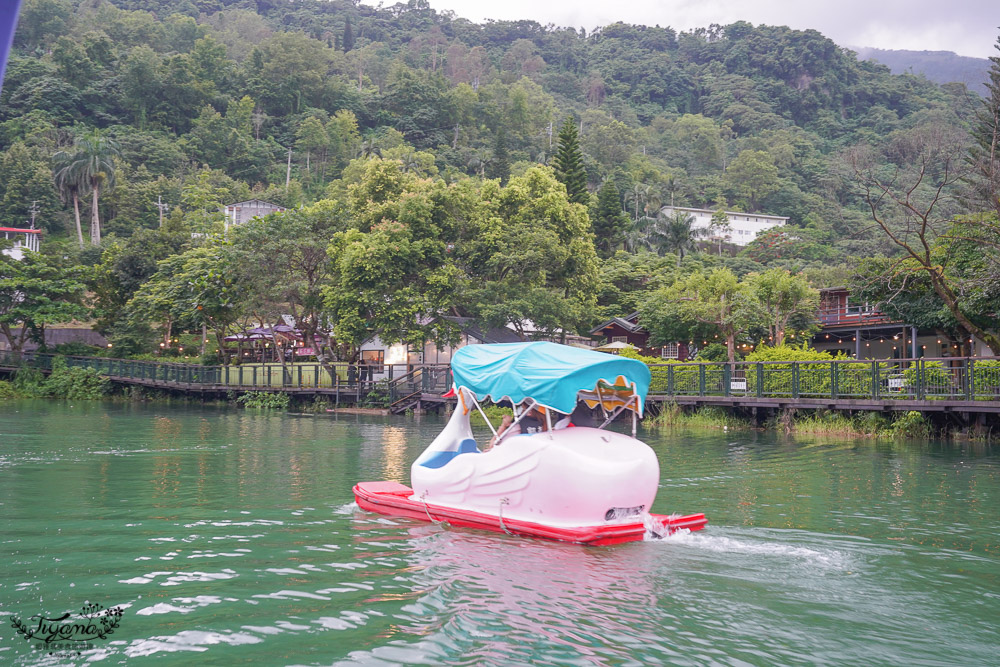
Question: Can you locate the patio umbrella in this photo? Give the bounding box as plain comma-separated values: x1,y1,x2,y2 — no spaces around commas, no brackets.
595,341,638,353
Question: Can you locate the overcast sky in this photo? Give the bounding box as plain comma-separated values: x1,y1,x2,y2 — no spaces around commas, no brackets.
399,0,1000,59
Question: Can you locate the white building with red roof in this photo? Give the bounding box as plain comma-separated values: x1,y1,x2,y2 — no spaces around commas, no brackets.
0,226,41,260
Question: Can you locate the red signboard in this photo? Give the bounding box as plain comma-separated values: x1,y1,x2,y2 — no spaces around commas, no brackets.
295,347,315,356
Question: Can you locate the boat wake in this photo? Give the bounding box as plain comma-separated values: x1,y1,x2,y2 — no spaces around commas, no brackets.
333,502,359,515
647,527,853,570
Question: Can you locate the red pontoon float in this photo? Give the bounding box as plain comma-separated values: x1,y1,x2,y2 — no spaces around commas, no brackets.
353,342,707,545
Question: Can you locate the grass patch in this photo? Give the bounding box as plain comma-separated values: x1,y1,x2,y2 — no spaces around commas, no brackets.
647,404,753,430
780,410,933,438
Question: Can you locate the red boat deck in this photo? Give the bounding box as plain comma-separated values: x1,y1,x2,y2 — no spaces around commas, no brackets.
353,481,707,546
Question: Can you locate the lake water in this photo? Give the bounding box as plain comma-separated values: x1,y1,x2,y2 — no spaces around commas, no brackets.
1,401,998,665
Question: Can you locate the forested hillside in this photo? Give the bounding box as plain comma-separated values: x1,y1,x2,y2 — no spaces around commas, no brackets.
1,0,997,361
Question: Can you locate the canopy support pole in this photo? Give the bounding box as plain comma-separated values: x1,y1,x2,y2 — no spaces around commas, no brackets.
632,398,637,437
502,399,537,435
600,402,631,429
467,393,499,439
595,384,610,420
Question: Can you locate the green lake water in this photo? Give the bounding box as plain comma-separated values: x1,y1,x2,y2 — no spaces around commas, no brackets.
1,400,999,665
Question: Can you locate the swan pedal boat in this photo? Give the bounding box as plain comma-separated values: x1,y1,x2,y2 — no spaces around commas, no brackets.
353,342,707,545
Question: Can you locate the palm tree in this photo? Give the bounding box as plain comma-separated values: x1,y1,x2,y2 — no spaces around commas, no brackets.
358,137,381,160
623,215,653,253
53,130,120,246
52,152,86,248
647,208,697,266
467,149,491,177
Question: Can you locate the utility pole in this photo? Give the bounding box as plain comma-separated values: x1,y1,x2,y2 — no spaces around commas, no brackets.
548,121,553,149
286,146,292,192
155,196,169,228
28,200,39,229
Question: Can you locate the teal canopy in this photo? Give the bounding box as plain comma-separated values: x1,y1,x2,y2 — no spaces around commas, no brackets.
450,342,651,416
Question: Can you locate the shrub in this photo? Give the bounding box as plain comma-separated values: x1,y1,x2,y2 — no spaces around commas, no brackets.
695,343,729,362
889,411,932,438
236,391,290,410
0,380,18,399
619,347,696,393
973,359,1000,399
745,345,842,397
361,380,392,408
12,366,45,397
42,357,109,399
904,361,952,398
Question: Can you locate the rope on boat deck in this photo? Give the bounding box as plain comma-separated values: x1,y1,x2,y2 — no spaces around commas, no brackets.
419,491,447,527
498,497,514,536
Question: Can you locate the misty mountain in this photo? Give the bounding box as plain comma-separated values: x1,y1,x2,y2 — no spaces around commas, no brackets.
853,47,990,96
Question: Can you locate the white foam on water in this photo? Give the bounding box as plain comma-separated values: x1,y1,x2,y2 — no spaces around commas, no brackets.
649,528,852,569
124,630,263,657
334,502,359,514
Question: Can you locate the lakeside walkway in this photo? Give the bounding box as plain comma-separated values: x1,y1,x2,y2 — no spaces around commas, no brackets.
3,353,999,416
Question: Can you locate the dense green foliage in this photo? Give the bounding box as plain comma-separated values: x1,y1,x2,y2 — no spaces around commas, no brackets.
1,1,998,360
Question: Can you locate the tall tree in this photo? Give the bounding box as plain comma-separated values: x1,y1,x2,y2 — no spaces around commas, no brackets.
591,179,628,257
552,117,588,205
725,149,780,212
487,128,510,185
52,130,120,246
457,167,599,338
647,208,697,266
52,151,86,248
0,249,88,356
964,32,1000,218
342,16,355,53
849,123,1000,355
642,268,762,363
746,268,819,346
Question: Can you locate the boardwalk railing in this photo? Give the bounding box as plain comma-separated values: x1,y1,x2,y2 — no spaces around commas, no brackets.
645,357,1000,401
3,352,999,403
0,352,454,405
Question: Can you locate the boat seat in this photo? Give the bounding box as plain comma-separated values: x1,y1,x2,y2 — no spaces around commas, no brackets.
418,438,480,469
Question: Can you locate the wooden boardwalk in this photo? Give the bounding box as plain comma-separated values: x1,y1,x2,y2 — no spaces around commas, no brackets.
4,353,1000,416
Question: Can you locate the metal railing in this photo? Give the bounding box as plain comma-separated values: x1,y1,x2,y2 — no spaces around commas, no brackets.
816,305,898,327
645,357,1000,401
3,352,999,403
0,352,453,405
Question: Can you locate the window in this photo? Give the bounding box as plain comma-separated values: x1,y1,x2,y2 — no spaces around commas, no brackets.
661,343,679,359
361,349,384,371
611,336,628,344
